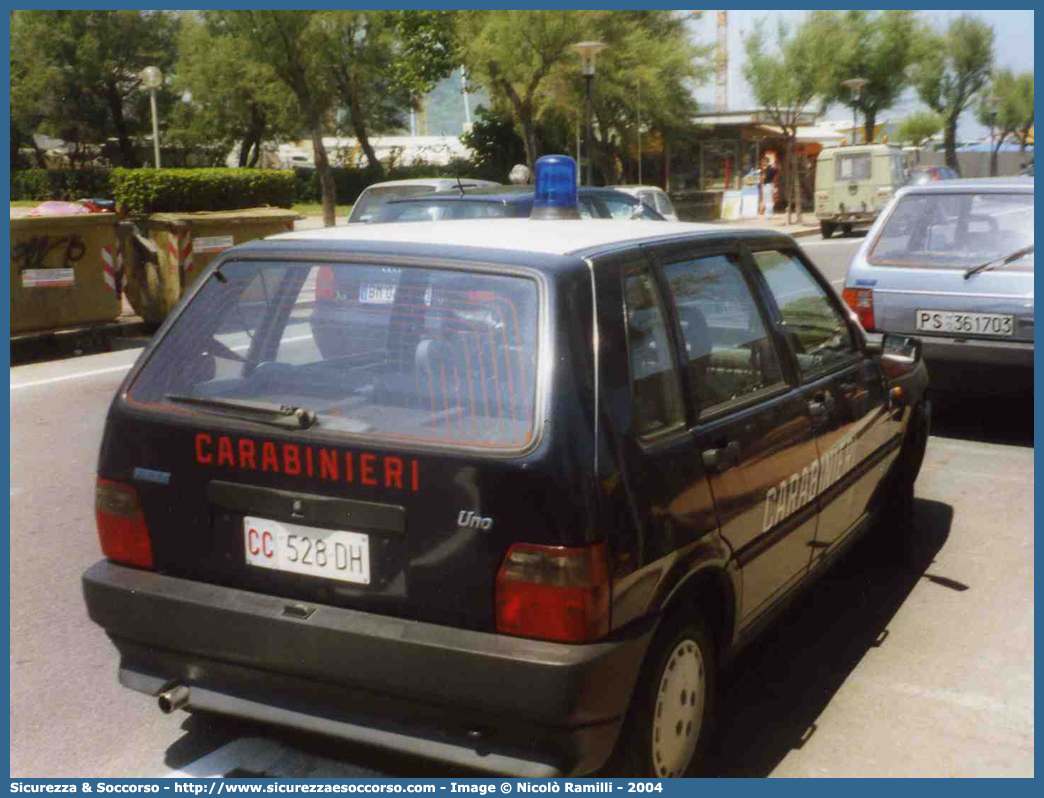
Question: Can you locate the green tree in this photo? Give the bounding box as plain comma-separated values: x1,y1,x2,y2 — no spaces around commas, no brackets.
171,14,298,168
458,10,593,171
743,17,832,223
910,14,995,173
575,11,710,184
389,10,462,97
978,70,1034,175
205,11,338,226
310,11,462,177
897,110,943,163
11,10,180,168
814,11,923,145
459,10,710,180
460,105,527,180
311,12,414,176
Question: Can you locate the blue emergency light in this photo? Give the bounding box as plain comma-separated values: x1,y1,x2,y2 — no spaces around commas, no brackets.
530,155,581,220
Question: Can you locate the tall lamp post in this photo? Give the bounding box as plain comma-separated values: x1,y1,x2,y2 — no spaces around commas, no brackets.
569,41,609,186
141,66,163,168
841,77,868,145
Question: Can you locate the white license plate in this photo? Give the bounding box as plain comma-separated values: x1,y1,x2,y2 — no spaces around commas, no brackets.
915,310,1014,337
358,283,433,305
244,516,370,585
359,283,397,304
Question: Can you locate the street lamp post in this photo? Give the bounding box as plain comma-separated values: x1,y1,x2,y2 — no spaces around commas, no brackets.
841,78,868,145
141,66,163,168
569,41,609,186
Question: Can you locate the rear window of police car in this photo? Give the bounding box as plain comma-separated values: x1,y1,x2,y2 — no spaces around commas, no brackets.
127,261,540,450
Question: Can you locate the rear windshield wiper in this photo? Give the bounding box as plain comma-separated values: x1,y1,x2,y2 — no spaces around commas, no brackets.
964,244,1034,280
166,394,318,430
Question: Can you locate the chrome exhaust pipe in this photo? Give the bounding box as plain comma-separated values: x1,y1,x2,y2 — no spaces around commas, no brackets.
158,684,190,714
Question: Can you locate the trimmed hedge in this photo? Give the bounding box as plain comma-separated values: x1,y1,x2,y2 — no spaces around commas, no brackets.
11,160,507,209
110,168,296,215
10,168,113,201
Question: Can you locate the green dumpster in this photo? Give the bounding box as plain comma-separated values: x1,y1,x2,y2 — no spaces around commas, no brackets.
122,208,301,324
10,213,123,334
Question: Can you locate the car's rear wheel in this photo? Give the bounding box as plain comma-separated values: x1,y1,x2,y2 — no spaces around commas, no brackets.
611,615,715,777
820,221,836,239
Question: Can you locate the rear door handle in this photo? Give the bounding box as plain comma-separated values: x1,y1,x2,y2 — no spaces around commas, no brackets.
703,440,741,473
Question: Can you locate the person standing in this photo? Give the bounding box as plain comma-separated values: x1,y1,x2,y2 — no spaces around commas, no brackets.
761,156,777,218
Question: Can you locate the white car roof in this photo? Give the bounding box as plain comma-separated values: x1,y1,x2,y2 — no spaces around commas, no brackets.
270,218,732,257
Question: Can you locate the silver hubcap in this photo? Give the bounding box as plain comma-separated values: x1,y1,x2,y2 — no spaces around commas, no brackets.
651,637,705,778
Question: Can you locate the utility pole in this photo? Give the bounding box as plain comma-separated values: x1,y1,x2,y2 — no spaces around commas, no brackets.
841,78,868,144
569,41,609,186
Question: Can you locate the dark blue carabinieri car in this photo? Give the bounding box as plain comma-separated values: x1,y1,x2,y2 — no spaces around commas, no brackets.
83,159,930,778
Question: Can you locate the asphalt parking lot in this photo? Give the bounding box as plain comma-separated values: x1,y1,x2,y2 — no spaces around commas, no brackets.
9,333,1034,778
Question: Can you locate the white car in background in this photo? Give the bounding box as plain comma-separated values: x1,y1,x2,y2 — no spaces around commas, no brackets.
348,178,501,224
613,185,679,221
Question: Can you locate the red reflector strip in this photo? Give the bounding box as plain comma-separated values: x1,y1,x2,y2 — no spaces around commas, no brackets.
95,478,153,569
495,541,610,643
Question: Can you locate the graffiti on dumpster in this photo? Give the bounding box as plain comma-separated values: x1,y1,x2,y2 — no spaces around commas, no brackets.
11,234,87,275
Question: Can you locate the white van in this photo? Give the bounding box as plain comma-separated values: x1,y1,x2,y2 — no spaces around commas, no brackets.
814,144,906,237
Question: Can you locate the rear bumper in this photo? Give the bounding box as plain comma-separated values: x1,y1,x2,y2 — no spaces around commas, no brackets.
816,211,878,224
82,560,654,776
919,335,1034,368
919,336,1033,394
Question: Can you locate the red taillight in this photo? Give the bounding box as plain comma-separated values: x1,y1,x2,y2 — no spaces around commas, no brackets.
316,266,335,300
95,478,153,569
842,287,875,331
495,541,610,643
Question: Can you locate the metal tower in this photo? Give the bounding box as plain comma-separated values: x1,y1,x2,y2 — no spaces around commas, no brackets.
693,10,728,112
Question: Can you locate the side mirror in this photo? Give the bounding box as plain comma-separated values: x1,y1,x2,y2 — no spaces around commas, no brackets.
863,332,921,359
883,333,922,361
871,333,923,380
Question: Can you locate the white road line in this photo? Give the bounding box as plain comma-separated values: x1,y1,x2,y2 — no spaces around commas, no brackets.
11,363,134,390
10,334,316,391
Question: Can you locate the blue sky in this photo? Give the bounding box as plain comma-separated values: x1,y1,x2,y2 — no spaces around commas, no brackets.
687,9,1035,141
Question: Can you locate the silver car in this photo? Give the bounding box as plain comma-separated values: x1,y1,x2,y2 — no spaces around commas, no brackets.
347,178,501,223
842,178,1033,396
